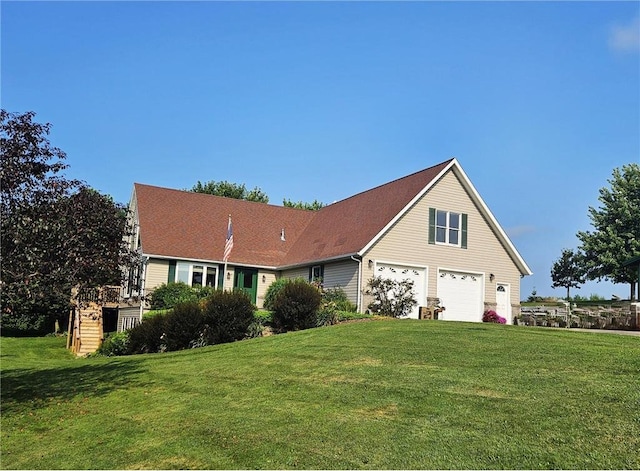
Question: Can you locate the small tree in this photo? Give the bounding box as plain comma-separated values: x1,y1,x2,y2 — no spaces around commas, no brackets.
551,249,585,301
365,277,417,318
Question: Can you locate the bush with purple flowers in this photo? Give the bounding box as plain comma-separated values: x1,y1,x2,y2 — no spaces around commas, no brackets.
483,310,506,324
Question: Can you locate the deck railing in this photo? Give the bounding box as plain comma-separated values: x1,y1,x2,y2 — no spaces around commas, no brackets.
76,286,121,306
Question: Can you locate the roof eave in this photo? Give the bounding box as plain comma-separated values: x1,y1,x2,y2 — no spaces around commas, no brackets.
142,253,279,271
278,253,360,271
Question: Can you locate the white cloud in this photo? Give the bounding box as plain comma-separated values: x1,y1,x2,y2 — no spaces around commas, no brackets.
609,16,640,53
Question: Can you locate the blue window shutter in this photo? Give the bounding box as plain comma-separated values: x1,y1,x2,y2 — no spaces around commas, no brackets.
461,213,468,249
428,208,436,244
168,260,176,283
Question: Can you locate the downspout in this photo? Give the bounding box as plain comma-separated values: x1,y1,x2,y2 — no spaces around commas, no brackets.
351,255,362,313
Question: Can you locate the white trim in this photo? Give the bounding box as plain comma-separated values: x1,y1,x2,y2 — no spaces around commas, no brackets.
358,159,533,276
449,160,532,275
142,253,279,271
434,209,462,247
278,253,359,271
174,261,219,288
374,259,429,270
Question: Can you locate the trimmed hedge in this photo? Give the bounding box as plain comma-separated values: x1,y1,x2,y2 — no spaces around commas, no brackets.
127,312,167,354
202,290,255,344
272,279,322,331
164,301,204,351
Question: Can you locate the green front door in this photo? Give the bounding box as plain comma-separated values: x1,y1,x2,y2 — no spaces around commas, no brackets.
234,268,258,304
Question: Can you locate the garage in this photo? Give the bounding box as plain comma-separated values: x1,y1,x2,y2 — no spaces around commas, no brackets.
437,270,484,322
375,262,427,319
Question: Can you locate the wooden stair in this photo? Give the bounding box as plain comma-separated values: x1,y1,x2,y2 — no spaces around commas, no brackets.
77,309,103,355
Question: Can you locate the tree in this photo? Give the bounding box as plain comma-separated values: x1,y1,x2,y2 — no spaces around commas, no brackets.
550,248,585,301
1,110,134,334
190,180,269,203
576,164,640,301
282,198,325,211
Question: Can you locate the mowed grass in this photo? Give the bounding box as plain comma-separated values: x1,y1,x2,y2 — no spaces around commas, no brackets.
1,320,639,469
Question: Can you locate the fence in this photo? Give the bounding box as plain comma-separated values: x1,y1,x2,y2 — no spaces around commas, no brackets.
519,301,638,330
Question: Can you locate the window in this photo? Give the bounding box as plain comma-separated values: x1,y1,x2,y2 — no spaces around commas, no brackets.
192,265,204,287
309,265,324,282
436,210,460,245
429,208,468,248
174,261,218,288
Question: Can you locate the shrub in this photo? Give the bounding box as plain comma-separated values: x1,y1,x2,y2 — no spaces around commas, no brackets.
263,278,293,311
143,309,172,320
254,310,272,325
246,321,265,339
483,310,506,324
97,330,130,356
127,312,168,354
148,282,195,310
148,282,215,310
202,290,256,344
336,311,373,322
163,301,204,351
322,286,357,312
365,277,417,318
316,301,339,327
271,279,322,331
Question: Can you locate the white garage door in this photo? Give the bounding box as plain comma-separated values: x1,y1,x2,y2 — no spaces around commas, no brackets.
437,270,484,322
375,263,426,319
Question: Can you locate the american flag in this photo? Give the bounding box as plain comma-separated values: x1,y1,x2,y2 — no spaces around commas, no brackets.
223,215,233,262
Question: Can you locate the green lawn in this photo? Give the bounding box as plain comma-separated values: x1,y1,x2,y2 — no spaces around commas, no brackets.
2,320,639,469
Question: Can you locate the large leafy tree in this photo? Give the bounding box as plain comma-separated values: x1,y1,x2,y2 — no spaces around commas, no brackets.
282,198,325,211
576,163,640,301
190,180,269,203
550,248,585,301
1,110,134,334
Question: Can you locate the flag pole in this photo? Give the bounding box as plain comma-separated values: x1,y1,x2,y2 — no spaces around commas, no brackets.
223,214,232,290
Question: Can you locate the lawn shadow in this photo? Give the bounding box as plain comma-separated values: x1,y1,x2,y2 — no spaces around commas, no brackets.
1,360,146,414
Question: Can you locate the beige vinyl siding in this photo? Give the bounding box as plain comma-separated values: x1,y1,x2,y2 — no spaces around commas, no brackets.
145,259,170,294
324,260,359,304
256,270,278,309
364,168,521,308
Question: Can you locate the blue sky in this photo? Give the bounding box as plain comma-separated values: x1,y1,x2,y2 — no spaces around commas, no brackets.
2,1,639,299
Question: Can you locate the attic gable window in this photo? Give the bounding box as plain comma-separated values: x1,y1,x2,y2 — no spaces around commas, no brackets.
429,208,467,248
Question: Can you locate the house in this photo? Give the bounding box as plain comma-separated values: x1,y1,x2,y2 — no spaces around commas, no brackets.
119,158,532,327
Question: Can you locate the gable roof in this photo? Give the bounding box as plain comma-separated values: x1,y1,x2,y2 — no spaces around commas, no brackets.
282,159,453,266
133,158,532,275
134,184,315,267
